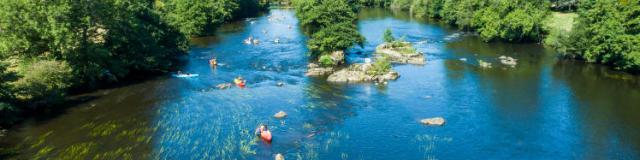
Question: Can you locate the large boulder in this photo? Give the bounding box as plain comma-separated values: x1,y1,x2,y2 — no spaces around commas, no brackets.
327,63,399,83
330,51,345,65
305,63,335,76
275,153,285,160
376,42,425,65
420,117,445,126
274,111,287,119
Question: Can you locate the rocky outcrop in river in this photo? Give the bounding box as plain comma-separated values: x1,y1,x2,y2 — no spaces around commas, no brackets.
327,63,399,83
305,51,345,76
376,42,425,65
305,63,335,76
420,117,445,126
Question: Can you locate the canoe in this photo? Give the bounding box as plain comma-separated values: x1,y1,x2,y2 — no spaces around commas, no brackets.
260,131,272,142
173,74,199,78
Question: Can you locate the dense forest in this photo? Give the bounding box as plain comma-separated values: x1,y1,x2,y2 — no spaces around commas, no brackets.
0,0,268,126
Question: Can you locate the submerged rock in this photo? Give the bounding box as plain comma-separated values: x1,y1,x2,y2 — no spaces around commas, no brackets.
375,42,425,65
274,111,287,119
305,51,344,76
305,63,335,76
420,117,445,126
327,63,399,83
499,56,517,67
216,83,232,89
275,153,285,160
478,60,492,68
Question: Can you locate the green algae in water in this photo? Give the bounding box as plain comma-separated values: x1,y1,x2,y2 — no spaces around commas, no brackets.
89,121,120,137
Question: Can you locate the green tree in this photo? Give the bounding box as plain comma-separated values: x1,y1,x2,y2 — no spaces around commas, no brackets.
158,0,268,36
368,55,392,75
391,0,413,10
0,0,188,87
411,0,444,18
12,60,73,104
471,0,548,41
292,0,365,65
0,62,17,125
307,22,365,54
384,28,396,42
559,0,640,72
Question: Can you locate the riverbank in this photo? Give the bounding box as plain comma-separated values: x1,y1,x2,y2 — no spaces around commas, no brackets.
0,0,269,127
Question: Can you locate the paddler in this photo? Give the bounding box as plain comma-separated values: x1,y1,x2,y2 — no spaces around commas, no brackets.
209,58,217,67
255,124,272,142
234,76,246,87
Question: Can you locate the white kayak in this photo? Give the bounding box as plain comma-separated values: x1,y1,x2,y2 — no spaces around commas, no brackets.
173,74,199,78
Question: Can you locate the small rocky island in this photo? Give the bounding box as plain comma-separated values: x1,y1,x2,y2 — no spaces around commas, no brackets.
305,50,399,83
375,42,425,65
305,51,344,76
327,63,399,83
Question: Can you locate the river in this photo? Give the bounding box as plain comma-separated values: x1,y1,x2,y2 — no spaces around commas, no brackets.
1,8,639,160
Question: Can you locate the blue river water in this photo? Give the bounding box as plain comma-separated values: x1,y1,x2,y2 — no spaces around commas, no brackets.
1,8,639,160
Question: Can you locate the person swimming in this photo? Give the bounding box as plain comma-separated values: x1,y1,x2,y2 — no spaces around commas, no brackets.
255,124,272,142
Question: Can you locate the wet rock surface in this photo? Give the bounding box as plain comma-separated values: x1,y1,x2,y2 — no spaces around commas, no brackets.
420,117,445,126
375,42,425,65
274,111,287,119
327,63,399,83
305,63,335,76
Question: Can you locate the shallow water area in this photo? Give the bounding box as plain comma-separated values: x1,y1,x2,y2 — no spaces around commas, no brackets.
1,8,640,160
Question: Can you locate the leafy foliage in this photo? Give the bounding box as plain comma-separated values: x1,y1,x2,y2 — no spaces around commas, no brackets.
0,0,266,125
394,0,548,42
0,63,16,126
470,1,548,41
410,0,444,18
159,0,268,36
307,23,365,54
384,29,396,42
557,0,640,73
357,0,393,7
12,60,73,104
292,0,365,65
391,0,413,10
318,54,336,66
368,56,392,76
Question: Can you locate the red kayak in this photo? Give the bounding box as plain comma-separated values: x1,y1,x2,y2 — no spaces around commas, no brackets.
260,131,272,142
234,79,246,88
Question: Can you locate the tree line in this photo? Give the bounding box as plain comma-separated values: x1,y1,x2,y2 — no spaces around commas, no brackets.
361,0,638,72
0,0,268,126
389,0,638,72
552,0,639,73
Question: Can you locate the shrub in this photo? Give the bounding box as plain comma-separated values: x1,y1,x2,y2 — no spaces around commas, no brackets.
13,60,73,104
368,56,392,76
318,54,336,67
384,28,396,43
